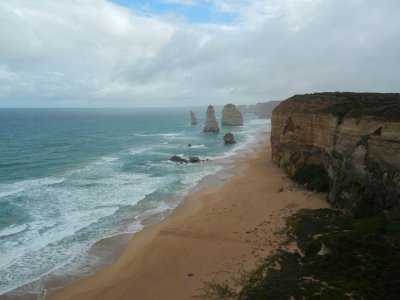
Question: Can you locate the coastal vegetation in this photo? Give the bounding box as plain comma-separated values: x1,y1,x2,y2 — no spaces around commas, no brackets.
319,92,400,121
197,209,400,299
291,164,330,193
289,92,400,121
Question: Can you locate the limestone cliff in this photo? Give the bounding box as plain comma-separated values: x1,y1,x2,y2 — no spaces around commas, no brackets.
238,101,281,118
222,104,243,126
190,111,198,125
271,92,400,215
255,101,281,118
204,105,219,133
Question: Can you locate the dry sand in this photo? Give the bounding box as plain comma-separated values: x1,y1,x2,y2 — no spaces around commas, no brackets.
46,135,329,300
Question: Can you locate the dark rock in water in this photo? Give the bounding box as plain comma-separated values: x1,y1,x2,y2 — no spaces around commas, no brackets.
204,105,219,133
170,155,188,163
223,132,236,144
170,155,201,163
189,156,200,163
190,111,198,125
188,144,192,147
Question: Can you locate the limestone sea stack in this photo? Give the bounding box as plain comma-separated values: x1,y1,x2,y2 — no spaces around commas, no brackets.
190,111,198,125
204,105,219,133
222,104,243,126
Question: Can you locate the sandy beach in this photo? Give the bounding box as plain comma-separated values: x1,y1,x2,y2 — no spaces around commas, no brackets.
46,134,329,300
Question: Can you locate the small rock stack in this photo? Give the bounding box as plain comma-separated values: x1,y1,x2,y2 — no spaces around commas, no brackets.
190,111,198,125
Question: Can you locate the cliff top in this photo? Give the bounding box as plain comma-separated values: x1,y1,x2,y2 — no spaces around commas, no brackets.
275,92,400,121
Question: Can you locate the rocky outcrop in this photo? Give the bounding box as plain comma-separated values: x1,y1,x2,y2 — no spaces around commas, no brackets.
169,155,201,163
204,105,219,133
271,92,400,216
189,156,200,163
222,104,243,126
190,111,198,125
170,155,188,163
223,132,236,144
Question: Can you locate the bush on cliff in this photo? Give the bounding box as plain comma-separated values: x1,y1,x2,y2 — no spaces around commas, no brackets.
198,209,400,299
292,164,329,192
320,92,400,122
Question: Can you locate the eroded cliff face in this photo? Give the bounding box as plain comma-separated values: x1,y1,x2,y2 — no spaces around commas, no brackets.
271,93,400,215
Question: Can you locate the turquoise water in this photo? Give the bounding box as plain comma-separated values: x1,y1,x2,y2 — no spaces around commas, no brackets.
0,108,269,295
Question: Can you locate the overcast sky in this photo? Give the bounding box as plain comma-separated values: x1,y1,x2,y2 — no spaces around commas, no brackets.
0,0,399,107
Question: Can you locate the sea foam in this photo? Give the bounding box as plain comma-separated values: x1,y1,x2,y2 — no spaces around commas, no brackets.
0,109,268,296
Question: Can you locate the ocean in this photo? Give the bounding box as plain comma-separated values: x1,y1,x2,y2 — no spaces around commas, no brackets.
0,107,270,297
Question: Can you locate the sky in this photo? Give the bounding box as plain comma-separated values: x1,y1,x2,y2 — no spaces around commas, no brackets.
0,0,399,107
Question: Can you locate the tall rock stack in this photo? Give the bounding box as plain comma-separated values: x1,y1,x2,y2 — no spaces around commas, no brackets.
203,105,219,133
190,111,198,125
222,104,243,126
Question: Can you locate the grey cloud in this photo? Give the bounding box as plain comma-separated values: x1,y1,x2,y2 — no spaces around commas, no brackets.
0,0,399,107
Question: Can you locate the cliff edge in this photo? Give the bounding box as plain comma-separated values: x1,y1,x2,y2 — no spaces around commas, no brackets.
271,92,400,216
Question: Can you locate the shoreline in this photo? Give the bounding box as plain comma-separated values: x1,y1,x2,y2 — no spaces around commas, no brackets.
1,130,263,299
45,133,330,300
38,132,262,296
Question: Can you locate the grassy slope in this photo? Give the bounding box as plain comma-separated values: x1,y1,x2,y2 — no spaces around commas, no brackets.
198,209,400,300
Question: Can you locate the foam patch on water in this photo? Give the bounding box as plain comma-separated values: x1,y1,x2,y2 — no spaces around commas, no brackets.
0,158,162,294
134,132,184,138
0,116,270,296
95,156,119,164
0,224,28,239
179,166,223,188
0,189,24,198
0,177,65,200
129,147,152,155
187,144,206,149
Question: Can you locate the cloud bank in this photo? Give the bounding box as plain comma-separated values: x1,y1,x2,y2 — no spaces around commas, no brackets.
0,0,399,107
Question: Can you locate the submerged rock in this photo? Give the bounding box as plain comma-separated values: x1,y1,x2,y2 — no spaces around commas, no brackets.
190,111,198,125
223,132,236,144
204,105,219,133
169,155,188,163
222,104,243,126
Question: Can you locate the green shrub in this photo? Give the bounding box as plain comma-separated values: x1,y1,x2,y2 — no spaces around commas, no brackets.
198,209,400,299
292,164,330,192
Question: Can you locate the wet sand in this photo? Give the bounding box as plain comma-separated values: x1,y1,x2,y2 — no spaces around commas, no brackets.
46,135,329,300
